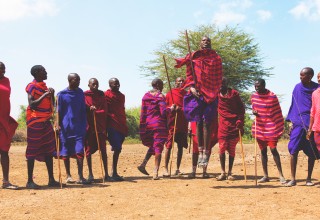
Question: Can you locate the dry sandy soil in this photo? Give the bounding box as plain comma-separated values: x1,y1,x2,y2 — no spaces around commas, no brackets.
1,142,320,219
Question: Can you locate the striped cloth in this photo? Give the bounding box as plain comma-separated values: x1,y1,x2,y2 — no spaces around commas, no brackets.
251,90,284,141
25,80,53,126
140,91,168,153
26,121,56,161
175,49,222,104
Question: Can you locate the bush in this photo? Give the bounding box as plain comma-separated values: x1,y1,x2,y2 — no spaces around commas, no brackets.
12,128,27,143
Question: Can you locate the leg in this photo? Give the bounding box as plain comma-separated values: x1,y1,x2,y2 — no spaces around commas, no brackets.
26,159,41,189
217,153,226,181
196,121,204,166
0,151,9,182
270,148,286,183
286,152,298,187
153,153,162,180
137,151,152,175
258,148,269,183
202,153,211,178
306,156,315,185
64,157,75,183
176,145,183,174
86,155,94,181
202,121,212,167
45,156,60,186
76,157,84,180
188,153,198,178
111,149,124,181
101,152,110,180
163,148,171,176
228,156,235,176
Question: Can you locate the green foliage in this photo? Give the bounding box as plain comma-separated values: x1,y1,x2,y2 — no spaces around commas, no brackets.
126,106,141,139
243,113,253,141
140,25,272,107
16,105,27,129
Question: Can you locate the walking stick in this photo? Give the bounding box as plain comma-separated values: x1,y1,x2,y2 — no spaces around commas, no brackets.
93,111,105,183
54,96,62,189
254,117,258,186
238,129,247,182
163,55,178,176
185,30,197,88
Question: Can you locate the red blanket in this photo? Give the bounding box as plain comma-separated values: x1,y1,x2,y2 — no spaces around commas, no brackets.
166,88,188,133
218,89,245,139
175,49,223,103
104,89,128,136
0,77,18,151
84,90,108,133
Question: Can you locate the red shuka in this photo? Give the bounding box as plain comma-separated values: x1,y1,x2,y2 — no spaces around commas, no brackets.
104,89,128,136
175,49,223,103
218,89,245,139
166,88,188,133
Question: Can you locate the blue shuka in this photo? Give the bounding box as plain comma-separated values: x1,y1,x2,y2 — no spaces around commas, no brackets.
57,88,87,157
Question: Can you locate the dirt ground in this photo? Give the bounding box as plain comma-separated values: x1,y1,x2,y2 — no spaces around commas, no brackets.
1,142,320,220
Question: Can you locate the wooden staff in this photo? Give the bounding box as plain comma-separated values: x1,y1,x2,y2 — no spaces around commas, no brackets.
54,95,62,189
238,129,247,182
93,111,105,183
185,30,197,89
254,117,258,186
163,55,178,176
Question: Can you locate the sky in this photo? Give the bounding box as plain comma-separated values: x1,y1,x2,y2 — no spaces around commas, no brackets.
1,0,320,119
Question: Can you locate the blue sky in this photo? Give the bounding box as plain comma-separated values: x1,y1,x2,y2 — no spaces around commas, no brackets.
1,0,320,118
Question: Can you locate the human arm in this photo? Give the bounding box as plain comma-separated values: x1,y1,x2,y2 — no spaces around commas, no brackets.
28,87,55,109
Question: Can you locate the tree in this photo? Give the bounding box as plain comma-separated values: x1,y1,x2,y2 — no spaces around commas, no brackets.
17,105,27,129
126,106,141,139
140,25,272,107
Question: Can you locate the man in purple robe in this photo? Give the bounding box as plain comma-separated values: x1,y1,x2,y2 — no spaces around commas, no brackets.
286,67,319,187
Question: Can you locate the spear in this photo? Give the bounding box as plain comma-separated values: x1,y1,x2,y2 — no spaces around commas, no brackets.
53,95,62,189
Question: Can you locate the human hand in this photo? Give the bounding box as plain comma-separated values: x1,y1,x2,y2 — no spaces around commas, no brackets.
190,87,199,98
90,106,96,111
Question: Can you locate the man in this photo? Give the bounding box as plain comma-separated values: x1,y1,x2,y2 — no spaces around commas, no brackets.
57,73,89,184
286,67,319,186
252,79,286,184
0,61,18,190
163,77,188,177
175,36,222,167
105,78,128,181
25,65,60,189
216,77,245,181
138,78,171,180
85,78,109,182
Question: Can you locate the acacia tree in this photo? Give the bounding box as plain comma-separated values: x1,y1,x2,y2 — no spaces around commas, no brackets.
140,25,272,106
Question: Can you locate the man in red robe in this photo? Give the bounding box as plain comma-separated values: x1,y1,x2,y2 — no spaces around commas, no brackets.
105,78,128,181
163,77,188,177
216,78,245,181
0,61,18,189
85,78,109,182
175,36,222,168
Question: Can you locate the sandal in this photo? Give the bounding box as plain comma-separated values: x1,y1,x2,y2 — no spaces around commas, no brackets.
305,181,315,186
257,176,269,183
152,173,160,180
48,180,61,187
76,178,91,185
202,172,210,179
216,173,227,181
174,170,184,176
286,180,297,187
26,181,41,189
227,175,236,181
87,175,94,183
279,176,287,184
66,176,76,184
188,172,196,179
2,181,19,190
111,175,124,182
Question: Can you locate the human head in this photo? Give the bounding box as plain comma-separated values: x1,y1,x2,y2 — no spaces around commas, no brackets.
88,78,99,92
254,78,266,94
31,65,47,82
200,36,211,50
109,77,120,92
151,78,163,92
175,77,184,88
317,72,320,84
68,73,80,90
300,67,314,85
0,62,5,78
220,77,229,92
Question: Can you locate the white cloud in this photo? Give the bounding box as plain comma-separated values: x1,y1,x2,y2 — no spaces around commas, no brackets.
289,0,320,21
0,0,59,22
257,10,272,21
211,0,252,26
